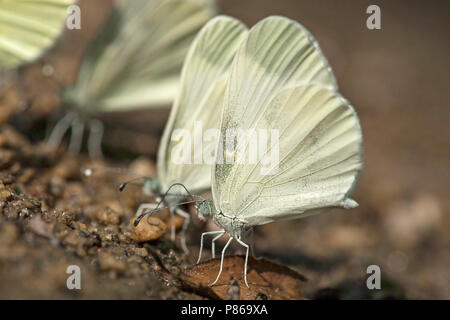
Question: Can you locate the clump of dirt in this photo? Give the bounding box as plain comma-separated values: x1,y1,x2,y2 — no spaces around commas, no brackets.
130,216,167,243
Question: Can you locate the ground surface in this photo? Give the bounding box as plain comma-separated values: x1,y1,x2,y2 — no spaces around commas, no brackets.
0,0,448,299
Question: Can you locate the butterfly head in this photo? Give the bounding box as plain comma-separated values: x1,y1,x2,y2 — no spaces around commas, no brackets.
194,199,215,221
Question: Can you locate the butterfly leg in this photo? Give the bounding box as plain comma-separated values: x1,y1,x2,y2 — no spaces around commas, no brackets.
87,119,104,159
46,112,76,151
174,207,190,254
210,236,233,287
236,237,250,288
168,206,176,242
68,115,84,154
196,231,223,264
211,231,225,259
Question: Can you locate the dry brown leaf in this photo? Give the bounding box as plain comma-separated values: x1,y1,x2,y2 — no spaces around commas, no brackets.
179,256,307,300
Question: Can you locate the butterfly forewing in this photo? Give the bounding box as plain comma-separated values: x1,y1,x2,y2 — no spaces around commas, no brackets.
213,16,363,226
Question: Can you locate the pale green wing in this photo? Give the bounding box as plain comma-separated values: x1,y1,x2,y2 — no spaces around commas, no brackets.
63,0,217,113
0,0,71,69
213,16,362,225
157,15,248,194
213,16,338,211
217,84,362,226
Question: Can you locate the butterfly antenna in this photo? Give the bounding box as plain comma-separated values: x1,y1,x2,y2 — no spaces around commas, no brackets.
157,182,206,209
160,182,205,203
118,176,149,192
134,208,156,226
134,188,169,226
133,183,205,227
133,199,203,227
82,167,153,192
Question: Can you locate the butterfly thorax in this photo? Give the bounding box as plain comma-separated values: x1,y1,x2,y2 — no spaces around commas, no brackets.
195,200,249,237
212,212,249,238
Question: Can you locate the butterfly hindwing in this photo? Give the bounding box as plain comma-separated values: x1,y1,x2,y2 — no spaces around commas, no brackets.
64,0,217,113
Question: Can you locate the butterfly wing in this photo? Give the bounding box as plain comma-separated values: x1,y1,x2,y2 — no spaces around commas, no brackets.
212,16,362,226
158,15,248,194
64,0,216,113
0,0,71,69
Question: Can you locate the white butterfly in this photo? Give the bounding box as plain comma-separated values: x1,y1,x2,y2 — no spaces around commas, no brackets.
0,0,71,70
194,16,363,287
121,15,248,253
47,0,217,157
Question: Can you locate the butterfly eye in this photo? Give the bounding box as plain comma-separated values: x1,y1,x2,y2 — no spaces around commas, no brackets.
198,200,213,218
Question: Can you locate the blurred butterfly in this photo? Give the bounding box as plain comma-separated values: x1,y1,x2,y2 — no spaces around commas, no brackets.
48,0,217,157
193,16,364,287
0,0,71,70
118,15,248,253
0,0,71,114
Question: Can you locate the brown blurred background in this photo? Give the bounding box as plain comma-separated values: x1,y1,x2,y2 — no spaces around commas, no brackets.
1,0,449,299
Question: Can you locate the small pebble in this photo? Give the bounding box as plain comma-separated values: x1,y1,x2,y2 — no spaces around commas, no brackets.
29,215,53,238
96,207,120,225
17,168,35,184
130,216,167,243
63,231,81,247
98,252,126,273
0,189,12,201
134,247,149,258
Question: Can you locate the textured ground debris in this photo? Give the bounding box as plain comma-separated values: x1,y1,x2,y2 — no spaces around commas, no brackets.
0,125,199,299
178,256,308,300
1,1,448,299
